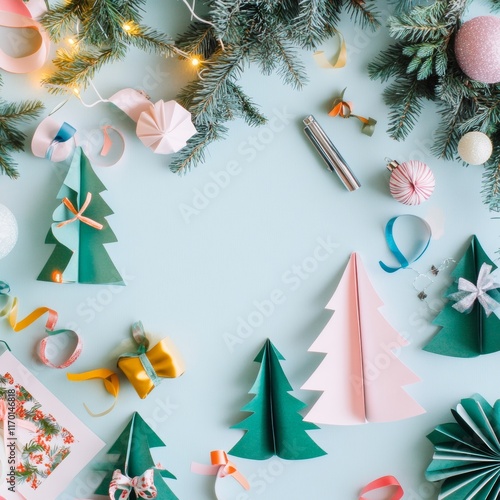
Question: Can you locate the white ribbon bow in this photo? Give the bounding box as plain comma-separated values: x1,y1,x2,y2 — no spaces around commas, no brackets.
449,263,500,316
109,468,157,499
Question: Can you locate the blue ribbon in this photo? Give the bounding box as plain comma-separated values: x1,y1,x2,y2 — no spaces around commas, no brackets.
0,282,10,295
379,215,432,273
45,122,76,160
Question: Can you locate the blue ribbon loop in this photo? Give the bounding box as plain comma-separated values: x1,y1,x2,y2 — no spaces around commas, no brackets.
45,122,76,160
379,215,432,273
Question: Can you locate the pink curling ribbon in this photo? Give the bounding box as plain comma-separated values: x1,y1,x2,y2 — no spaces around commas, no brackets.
191,450,250,492
109,468,157,499
0,0,50,73
359,475,403,500
57,193,104,230
449,263,500,316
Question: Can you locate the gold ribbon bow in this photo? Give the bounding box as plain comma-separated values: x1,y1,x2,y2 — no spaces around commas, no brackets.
329,88,377,136
117,321,185,399
57,192,104,229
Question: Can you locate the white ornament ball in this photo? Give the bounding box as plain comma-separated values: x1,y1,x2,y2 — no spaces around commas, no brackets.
457,131,493,165
0,204,18,259
455,16,500,84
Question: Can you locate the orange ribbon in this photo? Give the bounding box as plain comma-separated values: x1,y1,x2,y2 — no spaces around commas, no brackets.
0,294,58,332
57,192,104,230
67,369,120,417
191,450,250,491
329,88,377,136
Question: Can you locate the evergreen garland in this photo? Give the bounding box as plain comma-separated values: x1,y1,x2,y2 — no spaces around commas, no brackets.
41,0,180,93
171,0,381,173
39,0,380,174
0,75,44,179
369,0,500,211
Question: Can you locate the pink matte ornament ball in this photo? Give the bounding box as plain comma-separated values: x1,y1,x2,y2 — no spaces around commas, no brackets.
455,16,500,84
388,160,435,205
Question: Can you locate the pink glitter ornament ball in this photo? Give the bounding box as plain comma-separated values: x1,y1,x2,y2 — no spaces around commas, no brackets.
387,159,435,205
455,16,500,84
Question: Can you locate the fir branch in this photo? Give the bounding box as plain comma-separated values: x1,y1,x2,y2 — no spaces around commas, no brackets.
384,77,435,141
344,0,380,30
175,22,218,59
368,43,408,82
0,76,43,178
227,82,268,127
482,145,500,212
293,0,332,49
169,123,227,174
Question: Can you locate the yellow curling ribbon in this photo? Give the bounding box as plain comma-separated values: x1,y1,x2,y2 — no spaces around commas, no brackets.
0,295,58,332
117,321,185,399
329,88,377,136
313,30,347,69
67,369,120,417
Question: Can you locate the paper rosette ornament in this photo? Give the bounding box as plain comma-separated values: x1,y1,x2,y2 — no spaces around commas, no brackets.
94,412,177,499
424,235,500,357
117,321,185,399
37,147,124,285
109,88,197,154
426,394,500,499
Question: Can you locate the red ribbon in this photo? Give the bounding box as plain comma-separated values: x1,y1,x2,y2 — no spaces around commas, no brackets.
359,476,403,500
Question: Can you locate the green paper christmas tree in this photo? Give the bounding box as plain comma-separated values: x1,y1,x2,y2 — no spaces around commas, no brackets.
95,412,177,499
229,339,326,460
37,147,124,285
424,236,500,358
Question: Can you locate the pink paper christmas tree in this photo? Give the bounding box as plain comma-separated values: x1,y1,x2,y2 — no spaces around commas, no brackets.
302,253,424,425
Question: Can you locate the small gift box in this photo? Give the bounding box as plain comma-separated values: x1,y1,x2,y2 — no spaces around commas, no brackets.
117,321,184,399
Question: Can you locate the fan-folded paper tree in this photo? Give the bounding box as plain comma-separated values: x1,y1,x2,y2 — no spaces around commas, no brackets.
229,339,326,460
302,253,424,425
426,394,500,500
424,236,500,357
95,412,177,499
37,147,123,285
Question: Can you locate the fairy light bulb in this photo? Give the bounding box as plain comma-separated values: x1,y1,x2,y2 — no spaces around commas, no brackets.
122,23,132,32
191,57,201,67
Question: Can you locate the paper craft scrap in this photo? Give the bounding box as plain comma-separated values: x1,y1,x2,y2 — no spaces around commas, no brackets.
191,450,250,499
37,146,124,285
424,235,500,357
313,30,347,69
0,349,104,499
0,280,82,368
425,394,500,500
359,476,403,500
302,253,425,425
108,88,197,154
67,369,120,417
94,412,177,499
117,321,185,399
229,339,326,461
329,88,376,136
0,0,50,73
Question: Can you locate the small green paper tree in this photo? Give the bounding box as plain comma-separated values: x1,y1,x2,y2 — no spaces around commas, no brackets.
229,339,326,460
95,412,177,499
38,147,124,285
424,235,500,357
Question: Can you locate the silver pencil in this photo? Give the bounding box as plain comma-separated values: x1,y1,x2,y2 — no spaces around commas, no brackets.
303,115,361,192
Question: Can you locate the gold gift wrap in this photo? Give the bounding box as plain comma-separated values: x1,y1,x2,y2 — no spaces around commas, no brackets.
118,337,185,399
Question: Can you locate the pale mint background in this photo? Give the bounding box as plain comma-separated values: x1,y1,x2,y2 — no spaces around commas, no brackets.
0,1,499,499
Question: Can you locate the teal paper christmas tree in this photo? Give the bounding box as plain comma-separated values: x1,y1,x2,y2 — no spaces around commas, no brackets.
38,147,123,285
229,339,326,460
95,412,177,499
424,236,500,357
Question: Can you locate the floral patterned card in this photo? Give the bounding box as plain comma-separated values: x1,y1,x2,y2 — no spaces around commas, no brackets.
0,350,104,499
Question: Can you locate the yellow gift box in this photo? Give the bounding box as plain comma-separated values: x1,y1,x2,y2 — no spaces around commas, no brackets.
117,321,185,399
